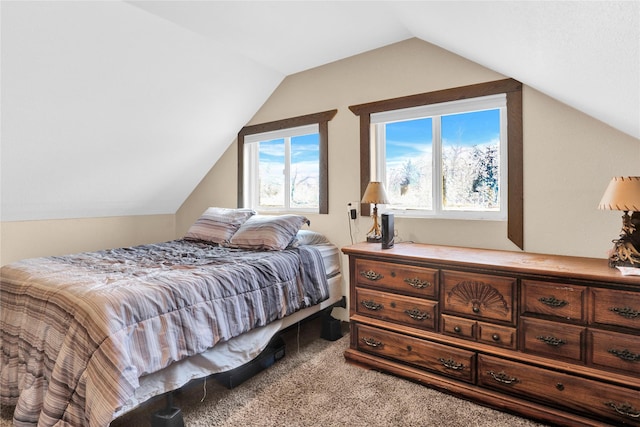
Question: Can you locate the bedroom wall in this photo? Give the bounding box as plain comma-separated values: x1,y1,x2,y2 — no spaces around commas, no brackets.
176,38,640,318
0,215,175,266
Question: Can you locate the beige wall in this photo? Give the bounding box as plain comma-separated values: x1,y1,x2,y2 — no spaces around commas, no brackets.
177,38,640,259
0,215,175,266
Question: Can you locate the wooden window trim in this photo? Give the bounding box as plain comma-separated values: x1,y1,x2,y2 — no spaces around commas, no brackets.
237,109,337,214
349,79,524,249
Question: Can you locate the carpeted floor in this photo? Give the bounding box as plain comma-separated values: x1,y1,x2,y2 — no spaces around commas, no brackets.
1,319,548,426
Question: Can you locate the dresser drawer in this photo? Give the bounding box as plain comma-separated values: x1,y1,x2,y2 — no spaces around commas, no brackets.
354,323,476,383
355,287,437,331
442,314,476,339
590,328,640,376
522,317,585,362
477,322,517,350
521,280,586,322
591,288,640,330
442,270,515,324
355,259,438,299
478,354,640,426
442,314,517,350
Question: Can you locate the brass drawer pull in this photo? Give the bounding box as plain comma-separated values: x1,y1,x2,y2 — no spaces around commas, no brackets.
438,357,465,371
360,270,384,281
608,348,640,362
488,370,519,385
538,296,568,308
361,300,384,311
362,337,383,348
404,277,432,289
605,401,640,419
609,306,639,320
404,308,430,321
536,335,566,347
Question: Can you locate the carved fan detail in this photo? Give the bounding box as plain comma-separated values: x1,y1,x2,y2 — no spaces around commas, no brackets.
447,280,509,315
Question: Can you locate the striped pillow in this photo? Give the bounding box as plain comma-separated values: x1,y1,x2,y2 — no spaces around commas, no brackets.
184,207,255,244
228,214,310,251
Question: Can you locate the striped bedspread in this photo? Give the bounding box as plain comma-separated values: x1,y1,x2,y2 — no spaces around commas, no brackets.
0,240,329,427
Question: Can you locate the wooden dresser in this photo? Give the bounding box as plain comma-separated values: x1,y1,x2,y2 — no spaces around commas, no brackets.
342,242,640,426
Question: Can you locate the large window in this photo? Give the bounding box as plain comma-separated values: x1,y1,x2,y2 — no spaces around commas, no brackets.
237,110,337,214
371,94,507,220
350,79,523,248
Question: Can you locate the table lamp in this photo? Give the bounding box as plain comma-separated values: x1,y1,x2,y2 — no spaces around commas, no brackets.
361,181,389,242
598,176,640,267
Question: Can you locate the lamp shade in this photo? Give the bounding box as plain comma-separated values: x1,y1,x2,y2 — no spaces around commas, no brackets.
598,176,640,211
361,181,390,204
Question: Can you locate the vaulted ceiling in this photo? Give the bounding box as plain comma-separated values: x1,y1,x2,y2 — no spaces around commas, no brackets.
1,1,638,221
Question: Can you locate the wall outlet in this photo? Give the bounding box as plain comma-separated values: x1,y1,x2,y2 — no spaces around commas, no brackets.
347,201,359,219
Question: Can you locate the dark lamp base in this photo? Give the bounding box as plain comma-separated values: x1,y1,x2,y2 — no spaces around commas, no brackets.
608,211,640,268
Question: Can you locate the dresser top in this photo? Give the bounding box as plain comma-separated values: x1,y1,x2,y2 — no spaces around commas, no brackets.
342,242,640,288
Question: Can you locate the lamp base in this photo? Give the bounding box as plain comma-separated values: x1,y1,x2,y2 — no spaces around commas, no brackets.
608,211,640,268
366,236,382,243
608,242,640,268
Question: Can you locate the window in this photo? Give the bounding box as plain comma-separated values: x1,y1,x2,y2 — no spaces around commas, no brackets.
237,110,337,214
371,94,507,220
350,79,523,248
244,125,320,212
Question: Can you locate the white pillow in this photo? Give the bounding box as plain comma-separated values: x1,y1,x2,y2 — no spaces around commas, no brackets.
293,229,330,246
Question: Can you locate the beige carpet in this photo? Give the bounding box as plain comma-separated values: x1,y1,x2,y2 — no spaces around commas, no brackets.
1,320,547,427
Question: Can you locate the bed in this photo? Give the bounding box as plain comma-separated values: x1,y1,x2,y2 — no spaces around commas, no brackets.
0,209,344,427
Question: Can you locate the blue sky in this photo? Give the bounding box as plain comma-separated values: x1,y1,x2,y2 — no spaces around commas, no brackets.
386,117,433,160
259,134,318,160
386,109,501,161
259,134,319,171
442,109,500,146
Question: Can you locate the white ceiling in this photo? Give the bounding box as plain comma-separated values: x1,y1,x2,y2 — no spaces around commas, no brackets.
1,1,638,221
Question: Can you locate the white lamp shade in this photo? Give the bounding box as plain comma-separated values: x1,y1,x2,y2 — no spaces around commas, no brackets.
361,182,390,205
598,176,640,211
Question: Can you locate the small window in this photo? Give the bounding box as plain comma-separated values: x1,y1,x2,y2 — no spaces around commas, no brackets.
243,124,320,212
237,110,337,214
371,94,507,220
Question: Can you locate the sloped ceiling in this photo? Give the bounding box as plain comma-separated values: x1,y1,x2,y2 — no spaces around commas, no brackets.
1,1,638,221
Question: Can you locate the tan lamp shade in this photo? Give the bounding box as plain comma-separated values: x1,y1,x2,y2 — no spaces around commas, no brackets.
361,181,390,205
598,176,640,211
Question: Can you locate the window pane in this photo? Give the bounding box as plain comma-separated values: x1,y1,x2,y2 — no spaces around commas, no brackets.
441,109,500,211
290,133,320,209
385,118,433,210
258,138,285,208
